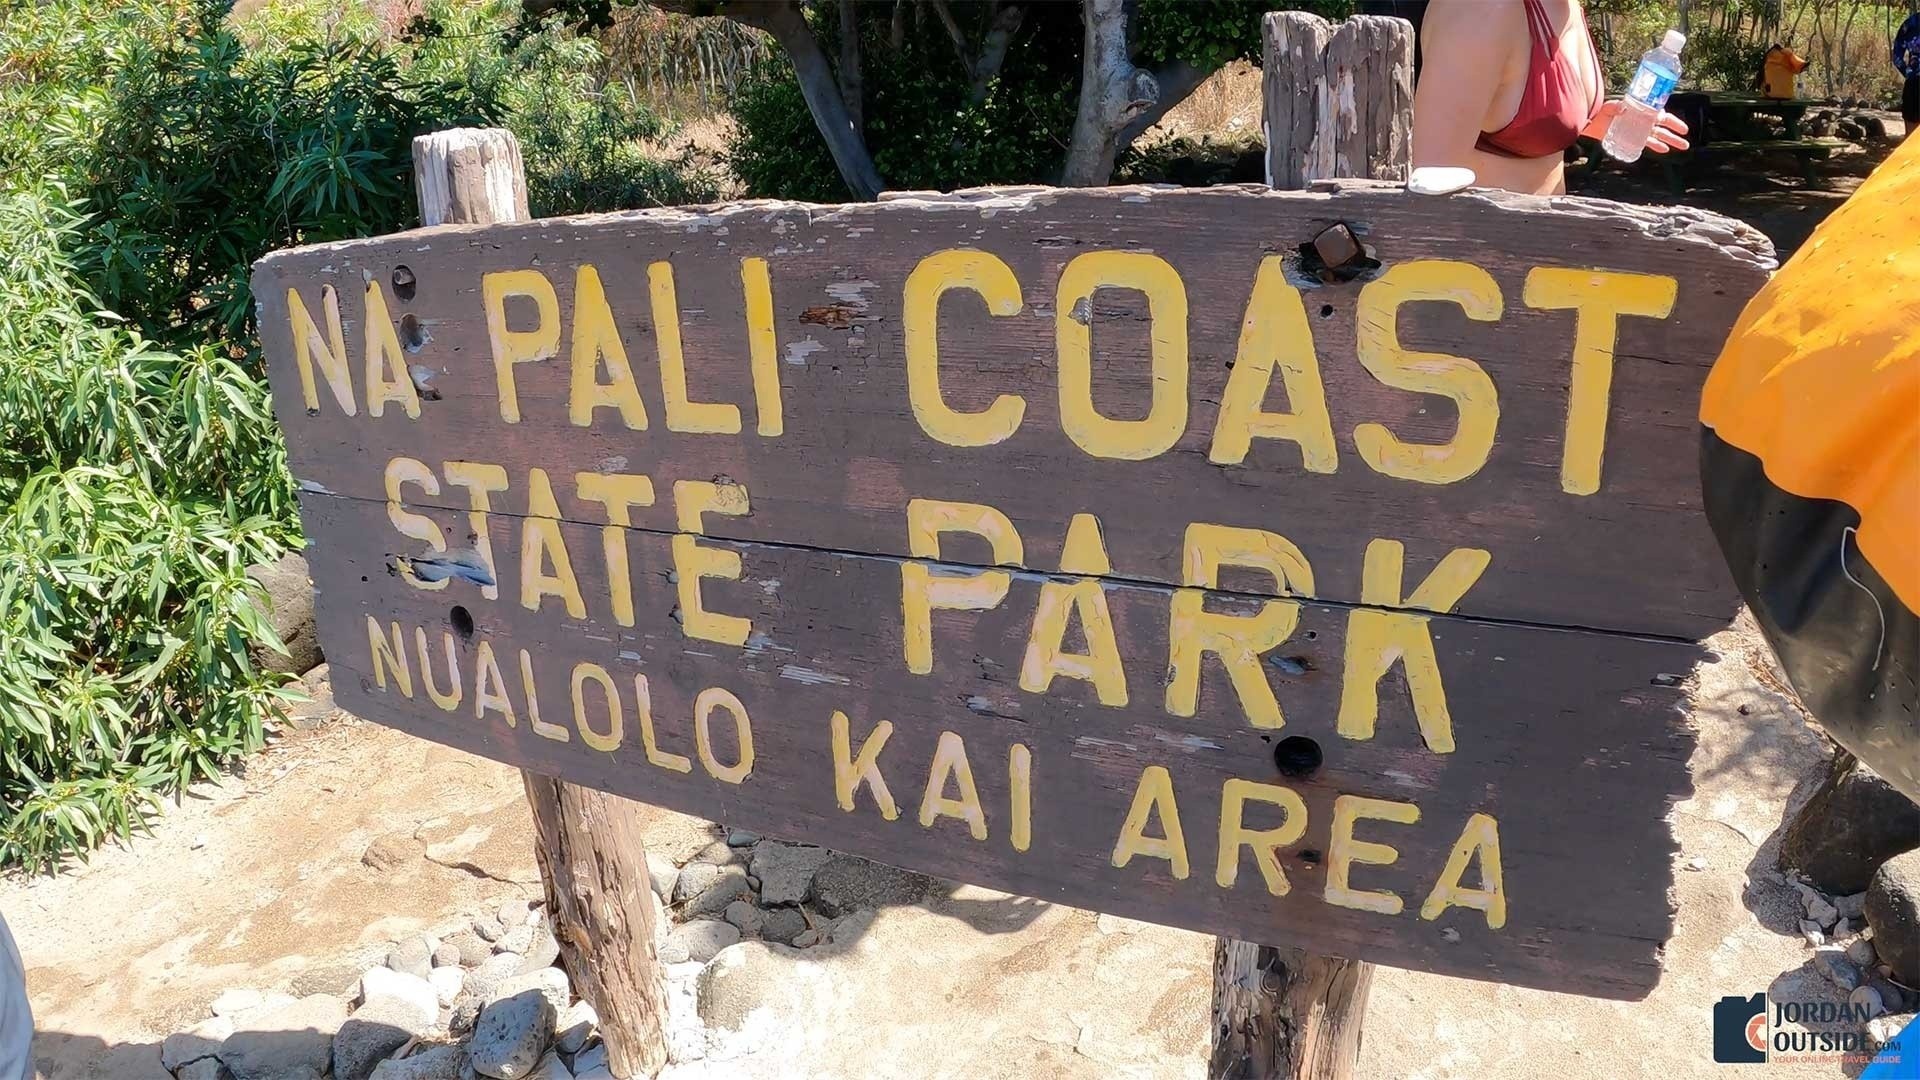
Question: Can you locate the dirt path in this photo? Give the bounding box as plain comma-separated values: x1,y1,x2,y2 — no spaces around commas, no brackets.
7,619,1867,1078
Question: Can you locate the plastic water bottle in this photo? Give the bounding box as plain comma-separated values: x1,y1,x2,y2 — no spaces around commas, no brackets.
1603,30,1686,162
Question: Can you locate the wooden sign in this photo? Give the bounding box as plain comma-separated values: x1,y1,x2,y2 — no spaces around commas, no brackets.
253,183,1772,999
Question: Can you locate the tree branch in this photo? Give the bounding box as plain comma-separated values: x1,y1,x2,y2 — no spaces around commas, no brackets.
693,0,886,199
838,0,864,133
970,3,1025,101
928,0,977,79
1115,59,1208,147
1062,0,1159,185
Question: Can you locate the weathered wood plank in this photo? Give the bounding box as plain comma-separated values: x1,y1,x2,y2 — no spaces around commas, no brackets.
1263,13,1335,189
296,491,1697,999
252,183,1768,642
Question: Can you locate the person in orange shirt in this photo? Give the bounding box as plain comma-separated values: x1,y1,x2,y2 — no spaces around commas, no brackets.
1699,134,1919,800
1759,43,1809,99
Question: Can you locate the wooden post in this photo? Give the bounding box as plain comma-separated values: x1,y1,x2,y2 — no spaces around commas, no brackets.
1218,14,1415,1077
1262,12,1414,190
412,127,670,1080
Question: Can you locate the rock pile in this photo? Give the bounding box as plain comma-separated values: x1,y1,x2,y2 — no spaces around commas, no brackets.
152,827,933,1077
1784,857,1920,1053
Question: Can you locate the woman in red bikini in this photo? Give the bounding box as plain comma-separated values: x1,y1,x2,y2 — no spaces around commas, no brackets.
1412,0,1690,194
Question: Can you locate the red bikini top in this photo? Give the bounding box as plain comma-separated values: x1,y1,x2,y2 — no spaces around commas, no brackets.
1476,0,1603,159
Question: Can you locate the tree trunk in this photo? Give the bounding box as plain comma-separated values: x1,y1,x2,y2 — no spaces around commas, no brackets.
838,0,864,134
1062,0,1154,186
1211,940,1373,1080
736,0,886,199
413,127,671,1080
527,775,671,1079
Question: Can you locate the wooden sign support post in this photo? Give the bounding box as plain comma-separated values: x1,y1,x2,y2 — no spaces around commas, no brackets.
1210,14,1413,1079
412,128,670,1080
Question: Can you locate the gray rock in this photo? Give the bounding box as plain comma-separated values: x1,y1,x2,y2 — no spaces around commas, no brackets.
210,988,275,1019
1812,947,1864,991
645,852,680,904
162,1015,233,1071
684,866,753,918
486,967,571,1013
829,908,876,945
334,991,437,1080
386,937,435,981
658,933,692,965
429,967,464,1007
218,993,348,1080
474,914,506,943
448,996,482,1035
1872,978,1911,1013
176,1058,226,1080
526,1050,573,1080
1867,850,1920,985
494,923,536,958
520,924,560,974
467,990,556,1080
1848,937,1878,966
465,953,528,1002
444,930,493,967
750,844,833,907
688,840,747,867
1781,756,1920,894
1805,892,1840,928
791,928,823,949
246,554,322,675
571,1044,612,1080
498,900,532,929
360,969,439,1020
1850,984,1889,1020
1799,918,1827,946
284,665,336,731
1837,892,1869,921
667,919,741,964
698,942,831,1042
760,906,809,946
726,829,760,847
369,1044,467,1080
672,862,721,905
1867,1013,1916,1052
432,942,462,969
723,900,763,938
808,854,933,917
553,1001,597,1056
1834,918,1853,938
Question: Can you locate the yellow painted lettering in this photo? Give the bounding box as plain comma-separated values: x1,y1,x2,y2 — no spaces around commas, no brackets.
362,280,420,420
1215,778,1309,895
1326,794,1419,915
918,730,987,841
742,257,783,437
481,269,560,424
1354,260,1501,484
1209,257,1336,471
1056,251,1189,461
1336,539,1490,754
1110,765,1188,878
649,261,742,434
634,674,692,773
366,616,412,697
414,627,462,712
567,264,648,430
287,285,355,416
575,472,655,628
903,249,1026,447
570,661,623,753
694,686,754,784
519,468,587,620
1019,513,1127,705
671,480,752,646
442,461,509,601
521,649,569,743
902,499,1024,675
385,456,447,592
1009,743,1032,853
1522,268,1678,496
1165,523,1313,729
1420,812,1507,929
473,641,515,726
830,711,898,819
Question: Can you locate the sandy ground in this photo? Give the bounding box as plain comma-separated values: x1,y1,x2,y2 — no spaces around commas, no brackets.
6,616,1876,1079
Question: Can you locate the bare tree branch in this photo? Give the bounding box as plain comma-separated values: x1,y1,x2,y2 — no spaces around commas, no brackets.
1115,59,1207,146
674,0,887,199
928,0,977,78
969,3,1026,101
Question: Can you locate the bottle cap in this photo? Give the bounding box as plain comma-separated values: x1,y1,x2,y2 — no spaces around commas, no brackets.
1663,29,1686,52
